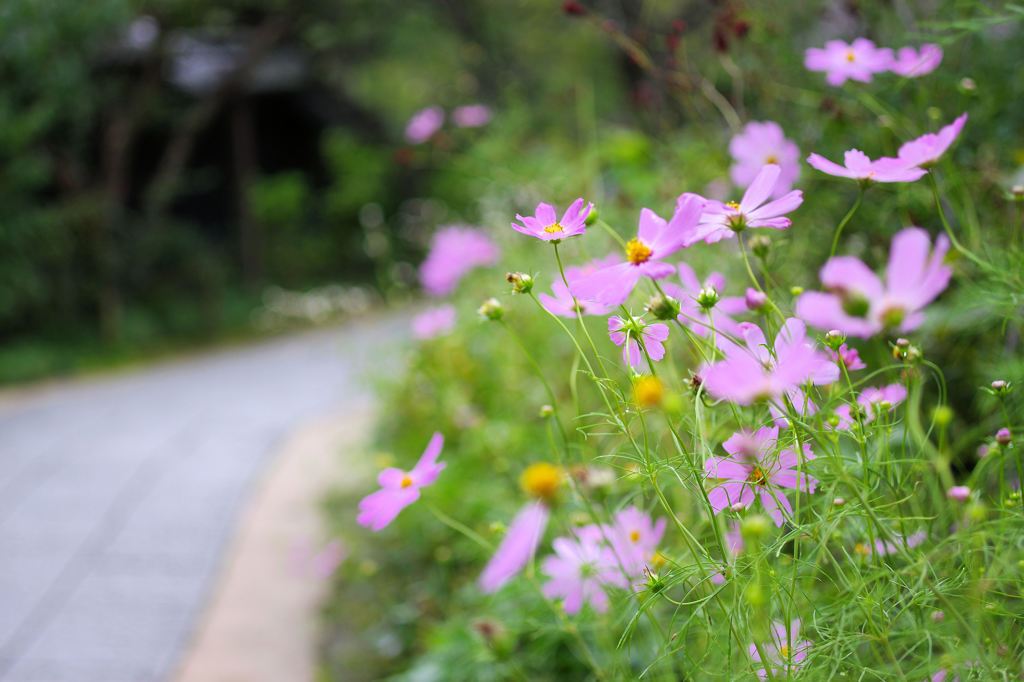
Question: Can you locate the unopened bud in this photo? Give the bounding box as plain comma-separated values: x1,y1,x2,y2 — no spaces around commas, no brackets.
933,405,954,427
1012,185,1024,200
789,286,804,296
539,404,554,418
832,497,846,507
824,329,845,350
990,379,1011,396
926,106,941,121
645,294,680,320
826,414,840,428
996,428,1012,445
696,286,720,310
977,444,989,458
904,346,922,364
561,1,587,16
895,338,910,349
741,514,770,542
959,77,976,91
584,205,599,225
478,297,504,320
505,272,533,294
947,485,971,502
745,288,767,311
967,501,986,522
930,610,945,623
745,582,764,607
748,234,771,259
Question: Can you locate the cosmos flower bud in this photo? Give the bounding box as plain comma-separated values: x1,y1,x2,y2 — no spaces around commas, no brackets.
823,329,846,350
996,428,1012,445
790,286,804,296
584,205,599,225
991,379,1009,394
506,272,534,294
744,583,765,607
696,286,720,310
930,610,945,623
947,485,971,502
959,77,976,91
932,405,954,427
741,514,770,542
904,345,922,364
966,501,986,522
478,297,504,320
539,404,554,418
748,234,771,259
645,294,681,320
1012,185,1024,200
745,288,767,311
832,497,846,507
562,1,587,16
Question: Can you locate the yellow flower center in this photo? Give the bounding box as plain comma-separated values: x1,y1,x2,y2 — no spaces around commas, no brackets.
650,551,667,568
779,645,791,659
726,200,741,210
629,530,641,543
625,238,652,264
765,155,778,164
544,223,564,234
747,466,767,486
400,474,414,488
521,462,562,500
846,50,856,62
854,542,871,556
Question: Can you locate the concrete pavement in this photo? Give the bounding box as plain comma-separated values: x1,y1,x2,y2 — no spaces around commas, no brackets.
0,313,406,681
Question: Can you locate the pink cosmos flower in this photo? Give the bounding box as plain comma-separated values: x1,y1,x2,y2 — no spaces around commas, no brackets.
749,620,811,680
357,432,445,531
832,383,907,430
452,104,492,127
541,535,627,614
705,426,817,526
608,315,669,368
411,304,456,339
703,318,839,405
828,343,866,371
795,227,952,338
947,485,971,502
863,528,926,557
603,506,667,577
895,113,968,169
689,164,803,245
729,121,801,198
419,225,501,297
405,106,444,144
538,256,619,318
660,265,745,344
512,198,592,242
479,501,550,593
804,38,893,86
890,44,943,77
569,194,704,306
807,149,927,184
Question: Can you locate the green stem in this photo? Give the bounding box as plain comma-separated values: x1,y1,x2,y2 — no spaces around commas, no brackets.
829,187,865,259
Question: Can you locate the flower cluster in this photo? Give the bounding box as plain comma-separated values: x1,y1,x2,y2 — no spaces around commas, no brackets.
405,103,493,143
804,39,942,86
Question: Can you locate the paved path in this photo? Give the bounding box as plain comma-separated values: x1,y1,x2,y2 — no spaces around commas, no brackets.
0,314,407,682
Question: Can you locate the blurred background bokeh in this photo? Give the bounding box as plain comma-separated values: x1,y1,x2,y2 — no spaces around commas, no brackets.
2,0,1024,680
